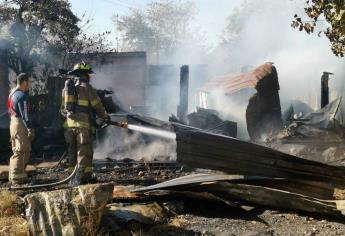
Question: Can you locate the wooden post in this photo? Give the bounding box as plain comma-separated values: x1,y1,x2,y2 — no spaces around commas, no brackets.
321,72,333,108
178,65,189,123
0,49,9,115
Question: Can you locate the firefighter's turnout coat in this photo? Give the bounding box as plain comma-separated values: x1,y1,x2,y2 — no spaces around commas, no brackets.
62,79,108,180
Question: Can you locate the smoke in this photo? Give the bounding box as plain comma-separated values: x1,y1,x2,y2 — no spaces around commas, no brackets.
91,62,208,121
210,0,344,102
90,62,179,161
208,89,253,139
91,0,345,141
93,125,176,161
202,0,345,137
91,63,143,112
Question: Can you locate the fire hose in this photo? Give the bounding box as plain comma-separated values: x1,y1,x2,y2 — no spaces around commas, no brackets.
0,120,158,191
0,121,127,191
0,164,79,191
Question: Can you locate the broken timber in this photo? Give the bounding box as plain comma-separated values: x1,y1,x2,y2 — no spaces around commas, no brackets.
173,124,345,185
135,174,345,218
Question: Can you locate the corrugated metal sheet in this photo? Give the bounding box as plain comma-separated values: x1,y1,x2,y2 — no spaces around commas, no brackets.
204,62,273,94
173,123,345,184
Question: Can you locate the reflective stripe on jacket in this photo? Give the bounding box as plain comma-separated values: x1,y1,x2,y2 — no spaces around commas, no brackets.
8,89,33,128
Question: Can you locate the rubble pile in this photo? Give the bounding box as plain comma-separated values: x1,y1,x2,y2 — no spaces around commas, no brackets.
2,124,345,235
187,107,237,137
276,97,345,164
1,63,345,235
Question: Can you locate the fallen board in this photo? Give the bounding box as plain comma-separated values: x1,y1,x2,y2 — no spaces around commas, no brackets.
195,182,345,218
134,174,273,192
135,174,345,218
173,124,345,185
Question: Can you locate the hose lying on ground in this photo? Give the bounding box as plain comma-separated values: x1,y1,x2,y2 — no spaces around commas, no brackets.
52,151,67,171
0,165,78,191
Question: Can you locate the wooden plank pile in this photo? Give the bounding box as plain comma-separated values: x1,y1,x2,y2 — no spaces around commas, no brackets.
135,174,345,218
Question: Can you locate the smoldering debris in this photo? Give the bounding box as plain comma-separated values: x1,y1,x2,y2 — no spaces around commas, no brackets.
187,107,237,138
134,173,345,219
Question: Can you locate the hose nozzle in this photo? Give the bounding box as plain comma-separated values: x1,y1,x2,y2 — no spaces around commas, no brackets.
107,120,128,129
120,121,128,128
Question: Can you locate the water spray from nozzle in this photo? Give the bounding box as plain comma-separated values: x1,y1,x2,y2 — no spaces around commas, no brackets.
127,124,176,140
106,120,176,140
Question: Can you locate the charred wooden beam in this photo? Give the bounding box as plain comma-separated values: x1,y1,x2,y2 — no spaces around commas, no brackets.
177,65,189,123
203,181,345,218
135,174,345,218
321,72,333,108
0,49,9,115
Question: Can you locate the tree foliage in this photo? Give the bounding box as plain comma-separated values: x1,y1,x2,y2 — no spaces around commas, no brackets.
116,0,196,63
221,2,257,45
292,0,345,56
0,0,79,73
0,0,111,75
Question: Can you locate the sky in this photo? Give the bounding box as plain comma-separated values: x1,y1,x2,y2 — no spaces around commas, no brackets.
69,0,243,48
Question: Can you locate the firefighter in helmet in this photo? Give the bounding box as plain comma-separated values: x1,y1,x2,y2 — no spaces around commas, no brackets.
61,63,109,185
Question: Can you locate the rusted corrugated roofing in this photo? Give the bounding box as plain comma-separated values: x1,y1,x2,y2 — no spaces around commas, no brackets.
204,62,273,94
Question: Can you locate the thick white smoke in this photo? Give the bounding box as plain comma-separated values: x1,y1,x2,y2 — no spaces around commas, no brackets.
228,0,343,103
204,0,345,137
92,0,345,144
93,125,176,161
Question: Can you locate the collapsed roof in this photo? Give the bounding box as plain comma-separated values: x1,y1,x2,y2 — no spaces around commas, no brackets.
204,62,274,94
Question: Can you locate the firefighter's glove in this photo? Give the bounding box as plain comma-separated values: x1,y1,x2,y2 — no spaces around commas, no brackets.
27,129,35,141
98,115,110,128
102,115,111,124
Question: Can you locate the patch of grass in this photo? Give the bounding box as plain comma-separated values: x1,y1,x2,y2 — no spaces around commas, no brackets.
0,191,28,235
82,210,100,236
0,216,29,236
169,216,188,228
0,190,20,216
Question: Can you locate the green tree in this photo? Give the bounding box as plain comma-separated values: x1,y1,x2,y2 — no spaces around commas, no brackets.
0,0,81,74
221,1,256,45
292,0,345,56
116,0,196,64
0,0,111,74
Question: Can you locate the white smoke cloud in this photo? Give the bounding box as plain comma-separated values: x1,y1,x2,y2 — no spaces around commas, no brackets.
203,0,345,137
90,0,345,141
222,0,343,103
94,125,176,161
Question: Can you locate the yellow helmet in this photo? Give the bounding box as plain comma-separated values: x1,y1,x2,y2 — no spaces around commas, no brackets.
68,62,94,75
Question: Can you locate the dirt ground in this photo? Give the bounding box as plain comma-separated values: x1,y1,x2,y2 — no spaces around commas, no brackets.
113,197,345,236
167,210,345,236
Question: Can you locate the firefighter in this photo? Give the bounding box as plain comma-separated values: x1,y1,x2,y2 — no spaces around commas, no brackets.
7,73,34,185
61,63,109,185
